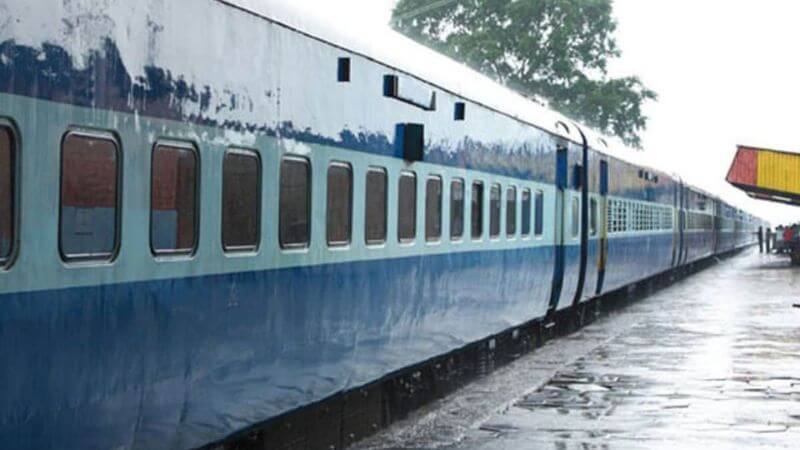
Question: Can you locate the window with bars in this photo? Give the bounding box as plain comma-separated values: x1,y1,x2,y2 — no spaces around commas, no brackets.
450,178,465,240
490,184,501,238
687,212,713,231
521,189,531,237
471,181,484,239
365,168,388,245
506,186,516,237
607,200,675,234
425,176,442,242
326,162,353,247
398,171,417,243
279,156,311,249
223,149,262,252
607,199,627,234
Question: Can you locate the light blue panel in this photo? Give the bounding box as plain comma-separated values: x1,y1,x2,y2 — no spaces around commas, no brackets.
0,94,557,297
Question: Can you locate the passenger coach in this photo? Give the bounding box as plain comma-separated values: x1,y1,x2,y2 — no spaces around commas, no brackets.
0,1,761,449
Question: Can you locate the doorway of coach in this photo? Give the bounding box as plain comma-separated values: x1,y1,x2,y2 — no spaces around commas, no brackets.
570,131,608,323
570,129,608,307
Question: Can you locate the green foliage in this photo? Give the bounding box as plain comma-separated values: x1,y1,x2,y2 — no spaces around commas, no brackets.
392,0,657,148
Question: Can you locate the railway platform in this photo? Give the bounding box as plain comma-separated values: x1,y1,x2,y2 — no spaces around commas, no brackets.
353,247,800,449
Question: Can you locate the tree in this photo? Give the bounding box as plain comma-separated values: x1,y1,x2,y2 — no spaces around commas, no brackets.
392,0,656,149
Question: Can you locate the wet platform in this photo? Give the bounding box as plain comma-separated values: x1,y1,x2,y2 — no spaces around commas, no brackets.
353,248,800,449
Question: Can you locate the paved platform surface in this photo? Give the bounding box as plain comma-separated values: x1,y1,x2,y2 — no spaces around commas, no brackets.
354,248,800,449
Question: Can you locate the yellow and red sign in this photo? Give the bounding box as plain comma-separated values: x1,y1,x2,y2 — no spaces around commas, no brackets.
727,145,800,205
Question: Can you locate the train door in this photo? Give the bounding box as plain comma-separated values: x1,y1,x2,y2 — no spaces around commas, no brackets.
546,143,569,317
679,184,688,265
712,200,721,253
671,181,680,267
571,127,590,307
595,160,609,294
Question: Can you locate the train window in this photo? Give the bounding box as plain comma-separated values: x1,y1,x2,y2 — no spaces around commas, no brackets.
490,184,501,238
471,181,483,239
425,176,442,242
506,186,517,237
650,207,657,231
571,197,580,238
327,162,352,247
223,149,261,252
365,168,387,245
60,132,120,262
279,156,311,249
534,190,544,236
450,178,465,240
609,200,617,233
0,126,14,265
521,189,531,237
151,143,198,255
639,205,646,231
590,198,598,236
398,171,417,242
612,200,626,233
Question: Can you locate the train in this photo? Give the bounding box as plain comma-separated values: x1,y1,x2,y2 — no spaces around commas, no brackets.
0,1,763,449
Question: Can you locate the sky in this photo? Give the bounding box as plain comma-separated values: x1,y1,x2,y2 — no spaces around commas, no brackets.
292,0,800,225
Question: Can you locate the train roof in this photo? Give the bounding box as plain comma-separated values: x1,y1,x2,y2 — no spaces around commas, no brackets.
10,0,751,215
221,1,674,180
220,3,576,137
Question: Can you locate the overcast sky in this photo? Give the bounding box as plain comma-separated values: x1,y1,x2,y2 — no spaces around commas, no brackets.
293,0,800,225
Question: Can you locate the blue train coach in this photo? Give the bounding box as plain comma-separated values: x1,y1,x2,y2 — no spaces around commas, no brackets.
0,0,762,449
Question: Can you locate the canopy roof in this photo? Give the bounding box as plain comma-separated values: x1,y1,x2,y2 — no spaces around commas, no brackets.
727,145,800,206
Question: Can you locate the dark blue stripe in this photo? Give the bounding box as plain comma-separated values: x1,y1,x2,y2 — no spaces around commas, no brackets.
604,234,674,292
0,246,557,450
